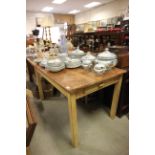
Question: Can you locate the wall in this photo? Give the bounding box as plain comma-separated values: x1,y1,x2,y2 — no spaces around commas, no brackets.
75,0,128,24
26,12,74,35
26,11,54,35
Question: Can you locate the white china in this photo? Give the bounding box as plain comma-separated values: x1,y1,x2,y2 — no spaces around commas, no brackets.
47,58,64,67
70,47,85,58
95,58,117,69
81,52,96,62
65,58,81,68
81,59,92,70
96,48,118,69
45,64,65,72
97,48,117,60
94,64,107,75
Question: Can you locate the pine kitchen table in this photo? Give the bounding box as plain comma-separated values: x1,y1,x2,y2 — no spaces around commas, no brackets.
26,58,126,147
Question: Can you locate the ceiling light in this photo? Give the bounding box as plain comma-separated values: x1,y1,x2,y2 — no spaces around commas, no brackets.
84,2,101,8
68,10,80,14
42,7,53,12
52,0,67,4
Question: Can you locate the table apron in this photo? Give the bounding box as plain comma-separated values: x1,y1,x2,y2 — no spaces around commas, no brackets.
75,78,119,99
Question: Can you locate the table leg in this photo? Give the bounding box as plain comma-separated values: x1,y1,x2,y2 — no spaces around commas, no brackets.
35,70,44,100
26,60,33,82
26,146,30,155
68,94,78,147
110,76,123,119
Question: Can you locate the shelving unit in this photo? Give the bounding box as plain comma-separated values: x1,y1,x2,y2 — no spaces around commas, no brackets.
68,20,129,53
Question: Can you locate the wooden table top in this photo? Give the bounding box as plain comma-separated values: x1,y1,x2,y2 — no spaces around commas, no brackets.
27,58,126,93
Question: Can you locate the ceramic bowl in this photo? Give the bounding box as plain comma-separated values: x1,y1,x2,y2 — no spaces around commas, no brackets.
94,64,107,75
97,48,117,60
70,47,85,58
81,52,96,62
47,58,64,67
65,58,81,68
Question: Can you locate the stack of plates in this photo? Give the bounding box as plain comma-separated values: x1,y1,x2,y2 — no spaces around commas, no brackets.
45,64,65,72
45,58,65,72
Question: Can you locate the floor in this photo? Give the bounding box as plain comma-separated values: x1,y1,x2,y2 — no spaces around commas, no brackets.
27,82,129,155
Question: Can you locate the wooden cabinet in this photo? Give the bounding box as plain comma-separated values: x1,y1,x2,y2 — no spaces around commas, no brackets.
69,20,129,51
71,31,129,52
102,49,129,117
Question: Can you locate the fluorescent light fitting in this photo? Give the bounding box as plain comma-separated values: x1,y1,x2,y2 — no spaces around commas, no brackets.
69,10,80,14
84,2,101,8
52,0,67,4
42,7,53,12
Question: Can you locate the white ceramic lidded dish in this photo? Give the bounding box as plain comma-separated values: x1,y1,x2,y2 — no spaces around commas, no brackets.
47,58,64,67
97,48,117,60
81,51,96,62
94,63,107,75
70,47,85,59
81,59,92,70
96,48,118,68
65,57,81,68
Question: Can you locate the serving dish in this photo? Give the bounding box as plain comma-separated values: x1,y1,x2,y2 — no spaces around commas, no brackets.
47,58,65,67
81,52,96,62
96,48,118,69
97,48,117,60
70,47,85,58
94,63,107,75
45,64,65,72
81,59,92,70
65,58,81,68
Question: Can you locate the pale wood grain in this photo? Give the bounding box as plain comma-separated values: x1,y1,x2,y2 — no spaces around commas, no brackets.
110,76,123,119
68,94,78,147
35,69,44,100
27,58,125,147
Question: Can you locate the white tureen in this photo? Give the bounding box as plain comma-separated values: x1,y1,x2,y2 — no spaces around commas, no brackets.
70,47,85,58
96,48,118,69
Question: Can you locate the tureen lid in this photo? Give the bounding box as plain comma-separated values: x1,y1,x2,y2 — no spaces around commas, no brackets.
72,47,85,56
97,48,117,60
81,51,96,61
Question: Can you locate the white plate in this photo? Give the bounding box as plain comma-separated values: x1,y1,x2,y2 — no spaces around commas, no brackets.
46,64,65,72
66,63,81,68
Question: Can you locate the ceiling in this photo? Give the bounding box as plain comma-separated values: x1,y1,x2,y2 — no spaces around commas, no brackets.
26,0,115,14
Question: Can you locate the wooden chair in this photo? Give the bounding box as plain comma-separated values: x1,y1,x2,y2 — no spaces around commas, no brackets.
26,89,37,155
